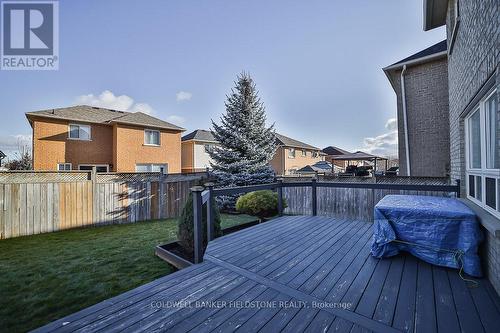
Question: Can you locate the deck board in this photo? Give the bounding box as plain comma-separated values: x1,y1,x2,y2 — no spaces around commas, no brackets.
34,215,500,333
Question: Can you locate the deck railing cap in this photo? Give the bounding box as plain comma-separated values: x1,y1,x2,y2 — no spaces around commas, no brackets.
190,185,205,192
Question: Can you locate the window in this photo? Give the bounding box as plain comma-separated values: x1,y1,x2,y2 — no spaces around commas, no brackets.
468,109,481,169
144,129,160,146
288,148,296,158
465,89,499,217
69,124,91,140
204,144,214,153
135,164,168,174
78,165,109,172
57,163,72,171
312,151,319,158
301,150,307,157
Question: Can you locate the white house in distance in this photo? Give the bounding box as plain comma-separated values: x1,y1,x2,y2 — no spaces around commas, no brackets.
181,130,218,173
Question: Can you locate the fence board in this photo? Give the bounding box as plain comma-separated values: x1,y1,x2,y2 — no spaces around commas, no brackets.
0,184,4,239
19,183,27,236
4,184,11,238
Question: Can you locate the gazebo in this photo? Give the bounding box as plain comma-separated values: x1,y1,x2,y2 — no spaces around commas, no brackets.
331,151,388,174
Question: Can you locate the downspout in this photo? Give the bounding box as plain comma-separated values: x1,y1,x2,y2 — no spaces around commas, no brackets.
400,65,411,176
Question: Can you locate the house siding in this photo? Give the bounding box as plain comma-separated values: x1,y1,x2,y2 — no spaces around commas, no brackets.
271,147,323,175
113,124,181,173
181,140,194,173
445,0,499,293
389,58,450,177
32,118,113,171
194,142,213,170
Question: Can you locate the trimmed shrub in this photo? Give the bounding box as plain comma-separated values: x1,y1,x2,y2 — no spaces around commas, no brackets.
235,190,286,219
177,194,222,257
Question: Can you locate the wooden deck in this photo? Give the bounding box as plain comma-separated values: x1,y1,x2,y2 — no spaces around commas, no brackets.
35,216,500,333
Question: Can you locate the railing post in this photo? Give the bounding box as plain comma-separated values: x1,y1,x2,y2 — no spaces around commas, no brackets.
191,186,204,264
455,179,461,198
277,179,284,216
311,178,317,216
205,182,215,241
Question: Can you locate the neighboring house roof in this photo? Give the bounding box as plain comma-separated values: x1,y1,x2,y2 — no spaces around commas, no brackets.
0,151,6,159
383,40,447,71
322,145,350,156
182,129,217,142
423,0,448,31
25,105,185,131
182,130,320,151
275,133,320,150
298,161,341,173
331,151,387,161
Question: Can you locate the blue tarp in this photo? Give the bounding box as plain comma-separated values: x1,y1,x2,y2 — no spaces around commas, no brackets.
371,195,483,277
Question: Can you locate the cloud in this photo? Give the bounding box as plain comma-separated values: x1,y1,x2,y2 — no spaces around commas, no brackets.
0,134,32,160
385,118,397,131
76,90,154,115
166,115,186,125
176,91,192,102
359,118,398,158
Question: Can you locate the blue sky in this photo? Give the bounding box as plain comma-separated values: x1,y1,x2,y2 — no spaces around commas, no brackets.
0,0,445,159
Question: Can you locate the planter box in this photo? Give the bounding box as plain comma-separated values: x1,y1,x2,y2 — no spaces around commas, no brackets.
156,218,262,269
155,241,193,269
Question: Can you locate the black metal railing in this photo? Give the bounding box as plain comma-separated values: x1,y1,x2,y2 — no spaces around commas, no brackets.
190,179,461,263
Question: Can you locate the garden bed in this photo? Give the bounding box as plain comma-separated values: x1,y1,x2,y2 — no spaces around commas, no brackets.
156,216,260,267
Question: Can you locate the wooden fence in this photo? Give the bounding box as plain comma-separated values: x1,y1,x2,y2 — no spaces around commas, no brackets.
0,177,199,240
282,178,458,222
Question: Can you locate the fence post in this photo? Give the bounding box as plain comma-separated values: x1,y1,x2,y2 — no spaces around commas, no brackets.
311,178,317,216
277,179,283,216
455,179,461,198
205,182,215,241
191,186,204,264
91,166,98,225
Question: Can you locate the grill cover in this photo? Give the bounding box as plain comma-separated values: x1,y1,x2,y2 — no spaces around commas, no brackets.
371,195,483,277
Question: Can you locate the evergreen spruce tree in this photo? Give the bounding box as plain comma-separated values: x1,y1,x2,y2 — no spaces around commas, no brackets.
209,73,277,208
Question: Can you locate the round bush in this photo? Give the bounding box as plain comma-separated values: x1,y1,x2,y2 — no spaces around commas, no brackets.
177,194,222,257
235,190,286,219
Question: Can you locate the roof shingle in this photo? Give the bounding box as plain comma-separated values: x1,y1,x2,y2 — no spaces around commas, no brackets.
25,105,185,131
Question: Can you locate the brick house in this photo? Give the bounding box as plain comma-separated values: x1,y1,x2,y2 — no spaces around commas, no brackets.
271,133,325,175
26,105,185,173
422,0,499,292
181,129,218,173
383,40,451,177
181,130,324,175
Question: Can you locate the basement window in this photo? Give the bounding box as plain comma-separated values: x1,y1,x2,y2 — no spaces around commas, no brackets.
57,163,72,171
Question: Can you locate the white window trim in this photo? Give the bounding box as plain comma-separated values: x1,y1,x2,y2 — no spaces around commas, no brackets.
144,129,161,146
78,164,109,172
57,163,72,171
68,123,91,141
135,163,168,174
465,88,499,218
288,148,296,159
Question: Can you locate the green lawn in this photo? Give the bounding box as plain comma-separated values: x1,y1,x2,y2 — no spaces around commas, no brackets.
0,214,257,333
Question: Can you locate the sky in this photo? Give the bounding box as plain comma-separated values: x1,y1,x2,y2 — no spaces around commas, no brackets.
0,0,445,160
